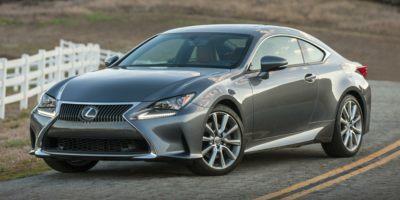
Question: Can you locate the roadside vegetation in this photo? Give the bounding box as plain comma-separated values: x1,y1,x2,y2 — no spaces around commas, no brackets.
0,106,49,181
0,0,399,180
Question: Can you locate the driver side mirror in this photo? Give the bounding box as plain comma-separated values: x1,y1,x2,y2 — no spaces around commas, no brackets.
259,56,288,79
105,55,119,67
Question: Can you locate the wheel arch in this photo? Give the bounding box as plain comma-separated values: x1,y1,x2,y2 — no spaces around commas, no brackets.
337,86,368,134
215,98,243,121
347,91,366,119
208,95,249,134
319,86,369,143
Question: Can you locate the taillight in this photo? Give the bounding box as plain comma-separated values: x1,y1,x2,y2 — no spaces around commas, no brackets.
356,65,368,78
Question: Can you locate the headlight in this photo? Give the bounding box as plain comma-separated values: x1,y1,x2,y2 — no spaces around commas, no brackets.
134,93,195,120
37,93,57,117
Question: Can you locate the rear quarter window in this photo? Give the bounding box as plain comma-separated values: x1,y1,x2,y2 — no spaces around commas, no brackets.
299,40,325,63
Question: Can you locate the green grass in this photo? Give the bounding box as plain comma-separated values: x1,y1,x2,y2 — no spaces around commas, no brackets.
0,17,21,26
0,107,49,181
2,108,30,121
3,139,29,148
0,16,76,27
37,17,77,27
86,12,114,22
47,18,69,25
0,158,49,181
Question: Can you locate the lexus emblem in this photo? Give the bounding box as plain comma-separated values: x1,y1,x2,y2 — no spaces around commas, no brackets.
80,106,98,121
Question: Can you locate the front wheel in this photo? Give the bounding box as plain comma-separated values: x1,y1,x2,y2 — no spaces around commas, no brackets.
322,95,364,157
44,158,98,173
188,105,244,176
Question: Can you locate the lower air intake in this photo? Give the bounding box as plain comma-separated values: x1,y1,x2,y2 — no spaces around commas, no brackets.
43,137,149,154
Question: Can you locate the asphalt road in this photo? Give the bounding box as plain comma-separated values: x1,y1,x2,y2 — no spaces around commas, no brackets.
0,80,399,200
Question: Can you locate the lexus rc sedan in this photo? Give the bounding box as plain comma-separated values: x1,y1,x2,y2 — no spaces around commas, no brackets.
30,24,371,175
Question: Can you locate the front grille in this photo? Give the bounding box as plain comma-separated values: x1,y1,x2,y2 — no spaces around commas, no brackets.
43,137,149,154
58,104,132,122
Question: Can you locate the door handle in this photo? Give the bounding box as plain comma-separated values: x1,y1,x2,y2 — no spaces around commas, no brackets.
304,73,317,83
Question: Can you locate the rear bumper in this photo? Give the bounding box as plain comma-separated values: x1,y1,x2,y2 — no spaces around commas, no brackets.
30,101,209,161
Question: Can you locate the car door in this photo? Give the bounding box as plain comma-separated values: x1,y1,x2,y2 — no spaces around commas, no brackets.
248,36,318,140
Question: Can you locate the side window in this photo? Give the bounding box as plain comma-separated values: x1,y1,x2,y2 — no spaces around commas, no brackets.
299,40,325,63
251,36,304,70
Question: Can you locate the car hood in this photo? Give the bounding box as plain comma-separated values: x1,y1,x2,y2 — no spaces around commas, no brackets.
59,67,230,102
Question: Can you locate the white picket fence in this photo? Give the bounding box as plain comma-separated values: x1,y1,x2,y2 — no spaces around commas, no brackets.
60,40,123,62
0,39,123,119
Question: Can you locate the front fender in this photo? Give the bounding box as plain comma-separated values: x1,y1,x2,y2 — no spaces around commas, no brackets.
191,75,253,135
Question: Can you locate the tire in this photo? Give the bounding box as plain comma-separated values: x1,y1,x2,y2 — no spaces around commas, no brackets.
188,105,245,176
43,158,98,173
322,95,364,157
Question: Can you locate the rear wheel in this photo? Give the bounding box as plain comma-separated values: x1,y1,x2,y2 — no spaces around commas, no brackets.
188,105,244,176
322,95,363,157
43,158,98,173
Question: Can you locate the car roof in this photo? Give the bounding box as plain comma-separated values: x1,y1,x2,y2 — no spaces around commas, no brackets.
162,24,338,58
163,24,306,37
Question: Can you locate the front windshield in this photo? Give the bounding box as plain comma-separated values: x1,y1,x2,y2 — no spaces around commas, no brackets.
119,33,253,69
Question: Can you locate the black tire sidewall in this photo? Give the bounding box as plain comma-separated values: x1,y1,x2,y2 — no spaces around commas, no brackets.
44,158,98,173
333,95,364,156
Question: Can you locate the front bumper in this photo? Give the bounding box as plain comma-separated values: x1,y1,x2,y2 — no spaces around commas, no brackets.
30,101,209,161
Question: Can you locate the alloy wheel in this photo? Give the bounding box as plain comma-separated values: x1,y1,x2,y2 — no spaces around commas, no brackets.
340,100,363,151
201,112,242,169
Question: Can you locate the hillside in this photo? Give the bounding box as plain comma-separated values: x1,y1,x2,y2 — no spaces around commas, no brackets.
0,0,399,80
